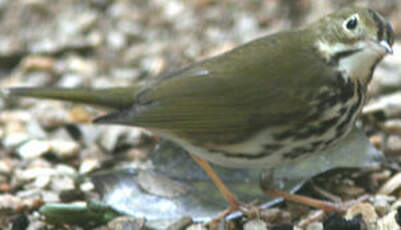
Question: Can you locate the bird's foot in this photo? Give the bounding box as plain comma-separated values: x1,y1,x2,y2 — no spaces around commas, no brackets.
208,200,261,226
263,188,370,213
259,169,365,214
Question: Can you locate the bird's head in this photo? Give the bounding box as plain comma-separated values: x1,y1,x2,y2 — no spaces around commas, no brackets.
313,7,394,63
310,8,394,83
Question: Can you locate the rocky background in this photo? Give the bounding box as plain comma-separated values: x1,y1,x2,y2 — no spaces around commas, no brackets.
0,0,401,229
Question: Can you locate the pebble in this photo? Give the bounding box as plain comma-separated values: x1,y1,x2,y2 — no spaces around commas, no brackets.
16,139,79,159
111,68,141,81
106,31,127,51
17,140,51,159
234,14,260,42
140,55,167,76
78,125,101,147
28,158,52,168
0,194,24,211
0,37,25,60
59,11,98,37
25,72,53,87
3,132,30,148
79,158,100,174
55,164,77,176
186,224,207,230
0,111,32,124
67,106,93,124
36,107,70,129
49,139,80,159
41,191,60,203
163,0,185,19
379,172,401,195
0,159,14,174
243,219,268,230
363,92,401,118
98,126,129,152
259,208,291,223
31,175,51,189
21,56,56,73
57,73,84,88
305,222,323,230
386,135,401,154
26,120,48,139
15,168,56,181
383,120,401,135
64,56,97,76
50,176,75,191
97,126,121,151
0,193,43,211
28,38,60,54
79,181,95,192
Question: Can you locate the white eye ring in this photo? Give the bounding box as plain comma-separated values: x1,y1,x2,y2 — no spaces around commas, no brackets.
343,14,359,31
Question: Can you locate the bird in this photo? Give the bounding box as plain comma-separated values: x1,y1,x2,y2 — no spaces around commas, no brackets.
2,7,394,219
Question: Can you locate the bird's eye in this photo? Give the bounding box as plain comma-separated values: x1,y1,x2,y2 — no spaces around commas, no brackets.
345,16,358,30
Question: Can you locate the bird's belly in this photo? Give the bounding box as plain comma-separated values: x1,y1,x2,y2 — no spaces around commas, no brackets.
164,81,365,169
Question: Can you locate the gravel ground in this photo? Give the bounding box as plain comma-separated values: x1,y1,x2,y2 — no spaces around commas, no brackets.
0,0,401,229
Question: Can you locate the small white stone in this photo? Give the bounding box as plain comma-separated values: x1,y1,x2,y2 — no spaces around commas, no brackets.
379,172,401,195
0,194,23,210
65,56,97,76
32,175,51,189
57,73,84,88
80,181,94,192
163,0,185,19
16,168,56,181
98,126,129,152
41,191,60,203
79,159,100,174
26,120,47,139
17,140,51,159
55,164,77,176
49,140,80,158
107,31,126,50
3,132,30,148
50,176,75,191
0,160,13,174
243,219,267,230
186,224,207,230
306,222,323,230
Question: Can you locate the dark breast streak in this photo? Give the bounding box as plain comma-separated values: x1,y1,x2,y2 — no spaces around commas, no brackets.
281,78,363,159
204,73,364,161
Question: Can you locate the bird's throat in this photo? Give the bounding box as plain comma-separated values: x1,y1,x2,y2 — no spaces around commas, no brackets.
316,40,383,85
336,46,382,85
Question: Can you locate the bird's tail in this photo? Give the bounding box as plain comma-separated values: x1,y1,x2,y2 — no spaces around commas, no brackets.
1,87,141,110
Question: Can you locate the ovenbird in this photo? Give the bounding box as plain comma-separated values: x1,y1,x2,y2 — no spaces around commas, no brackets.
2,7,394,216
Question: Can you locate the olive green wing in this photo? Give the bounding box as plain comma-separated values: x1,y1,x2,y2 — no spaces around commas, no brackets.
95,31,334,144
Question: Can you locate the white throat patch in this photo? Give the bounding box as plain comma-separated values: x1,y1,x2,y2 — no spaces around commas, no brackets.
316,40,385,83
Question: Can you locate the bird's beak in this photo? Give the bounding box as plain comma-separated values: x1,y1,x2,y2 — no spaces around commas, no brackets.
380,40,393,54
